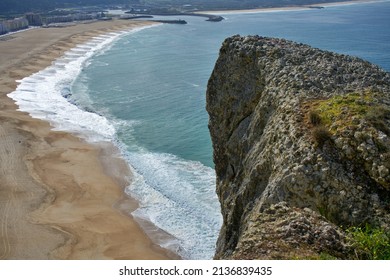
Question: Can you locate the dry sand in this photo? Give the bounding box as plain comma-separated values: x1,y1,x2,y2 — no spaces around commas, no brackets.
197,0,381,14
0,20,178,260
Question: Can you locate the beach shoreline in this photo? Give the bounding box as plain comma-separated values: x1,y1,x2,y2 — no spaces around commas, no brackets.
0,19,178,260
1,0,385,260
197,0,384,14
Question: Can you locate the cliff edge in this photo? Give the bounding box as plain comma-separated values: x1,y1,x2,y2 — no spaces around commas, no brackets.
206,35,390,259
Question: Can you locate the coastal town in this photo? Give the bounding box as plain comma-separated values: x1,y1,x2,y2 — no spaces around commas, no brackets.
0,11,109,35
0,0,348,35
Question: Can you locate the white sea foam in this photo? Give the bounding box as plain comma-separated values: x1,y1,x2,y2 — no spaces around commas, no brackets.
8,25,153,142
123,149,221,260
7,23,221,260
112,119,221,259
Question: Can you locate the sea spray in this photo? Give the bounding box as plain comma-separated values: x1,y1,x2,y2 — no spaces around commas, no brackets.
9,31,126,142
8,24,222,260
122,148,220,259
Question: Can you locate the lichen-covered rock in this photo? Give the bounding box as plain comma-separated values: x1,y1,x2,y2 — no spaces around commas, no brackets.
206,35,390,259
231,202,349,259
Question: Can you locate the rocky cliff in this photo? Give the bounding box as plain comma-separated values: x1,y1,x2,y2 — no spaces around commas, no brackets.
206,35,390,259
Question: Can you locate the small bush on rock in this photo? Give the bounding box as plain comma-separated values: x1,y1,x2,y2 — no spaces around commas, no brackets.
309,111,322,126
347,225,390,260
312,126,332,147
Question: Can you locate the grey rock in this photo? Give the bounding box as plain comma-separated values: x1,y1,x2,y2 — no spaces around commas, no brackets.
206,35,390,259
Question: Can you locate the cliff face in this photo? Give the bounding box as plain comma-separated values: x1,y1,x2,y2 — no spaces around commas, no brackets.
206,35,390,259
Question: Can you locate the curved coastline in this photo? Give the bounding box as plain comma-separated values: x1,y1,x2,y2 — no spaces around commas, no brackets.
196,0,386,15
0,19,178,260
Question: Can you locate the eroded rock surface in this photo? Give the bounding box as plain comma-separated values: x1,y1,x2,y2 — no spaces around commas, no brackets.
206,35,390,259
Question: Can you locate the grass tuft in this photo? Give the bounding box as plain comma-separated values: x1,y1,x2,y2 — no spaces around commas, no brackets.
315,92,372,132
312,126,332,147
346,224,390,260
309,111,322,126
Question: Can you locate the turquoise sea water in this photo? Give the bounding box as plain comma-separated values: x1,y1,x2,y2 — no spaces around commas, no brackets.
9,1,390,259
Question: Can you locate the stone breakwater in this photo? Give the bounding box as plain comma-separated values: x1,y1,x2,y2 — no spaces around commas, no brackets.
206,35,390,259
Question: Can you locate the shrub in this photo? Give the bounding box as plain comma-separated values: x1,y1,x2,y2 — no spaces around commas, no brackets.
312,126,332,147
346,225,390,260
309,111,322,126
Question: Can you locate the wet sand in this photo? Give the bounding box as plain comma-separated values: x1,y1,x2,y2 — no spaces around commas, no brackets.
0,20,177,260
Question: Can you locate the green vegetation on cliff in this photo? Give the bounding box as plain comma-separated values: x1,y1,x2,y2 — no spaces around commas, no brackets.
309,91,390,135
347,225,390,260
306,90,390,190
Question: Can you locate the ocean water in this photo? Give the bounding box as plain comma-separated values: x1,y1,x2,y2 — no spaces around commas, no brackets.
9,1,390,259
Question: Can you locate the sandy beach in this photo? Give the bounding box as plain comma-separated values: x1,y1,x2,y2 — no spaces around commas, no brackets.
0,19,178,260
197,0,383,14
1,0,384,261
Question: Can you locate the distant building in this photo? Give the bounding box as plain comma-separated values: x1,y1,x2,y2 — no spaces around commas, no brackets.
43,12,99,25
0,22,6,35
26,13,43,26
0,17,29,35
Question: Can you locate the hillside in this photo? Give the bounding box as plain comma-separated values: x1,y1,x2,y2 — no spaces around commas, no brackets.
0,0,348,15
